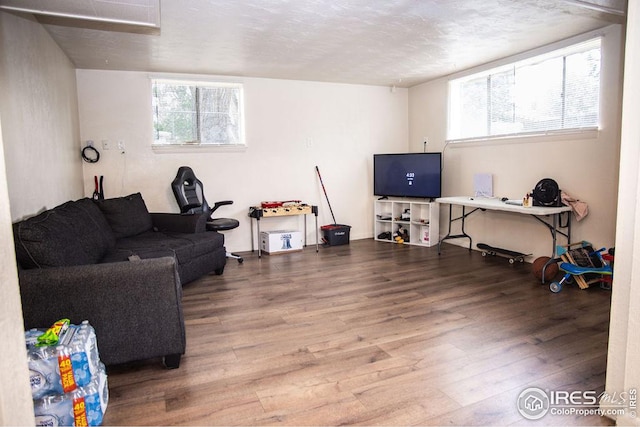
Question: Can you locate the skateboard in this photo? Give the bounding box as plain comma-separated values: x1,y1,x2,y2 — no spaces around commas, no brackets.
477,243,529,264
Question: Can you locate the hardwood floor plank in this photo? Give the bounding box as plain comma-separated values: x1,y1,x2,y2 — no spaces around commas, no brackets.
255,394,367,426
351,384,462,426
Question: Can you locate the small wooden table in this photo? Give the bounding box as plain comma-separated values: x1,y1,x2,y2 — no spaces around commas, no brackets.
248,204,319,257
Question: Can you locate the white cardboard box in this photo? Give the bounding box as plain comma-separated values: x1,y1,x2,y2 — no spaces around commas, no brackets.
260,230,303,254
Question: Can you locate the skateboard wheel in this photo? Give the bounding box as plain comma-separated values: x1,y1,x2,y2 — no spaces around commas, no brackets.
482,251,487,257
550,281,562,293
509,258,515,264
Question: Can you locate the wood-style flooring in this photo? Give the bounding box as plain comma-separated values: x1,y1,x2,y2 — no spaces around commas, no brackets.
103,239,613,426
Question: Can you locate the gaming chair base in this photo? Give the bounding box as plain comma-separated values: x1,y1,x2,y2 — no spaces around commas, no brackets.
227,252,244,263
205,220,243,263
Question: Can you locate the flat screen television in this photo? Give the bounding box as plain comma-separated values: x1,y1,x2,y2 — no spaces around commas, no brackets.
373,152,442,199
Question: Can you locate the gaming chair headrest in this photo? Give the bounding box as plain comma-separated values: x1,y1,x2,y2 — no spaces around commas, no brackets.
172,166,208,213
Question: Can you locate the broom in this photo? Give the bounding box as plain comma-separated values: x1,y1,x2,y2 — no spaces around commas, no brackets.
315,165,337,225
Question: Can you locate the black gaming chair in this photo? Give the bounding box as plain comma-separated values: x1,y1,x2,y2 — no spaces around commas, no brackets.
171,166,243,263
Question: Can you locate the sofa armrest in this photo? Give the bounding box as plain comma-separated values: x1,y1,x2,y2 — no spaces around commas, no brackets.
151,212,207,233
18,257,185,366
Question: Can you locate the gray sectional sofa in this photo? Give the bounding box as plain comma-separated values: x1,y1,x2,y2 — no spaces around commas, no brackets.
13,193,227,368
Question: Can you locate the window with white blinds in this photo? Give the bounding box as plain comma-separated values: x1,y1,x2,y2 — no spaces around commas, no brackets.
448,37,601,142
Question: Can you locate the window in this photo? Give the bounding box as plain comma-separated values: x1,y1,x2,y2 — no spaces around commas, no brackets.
152,79,245,146
448,37,601,142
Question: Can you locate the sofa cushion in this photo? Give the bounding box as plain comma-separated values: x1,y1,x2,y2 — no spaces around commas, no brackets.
164,231,224,258
100,247,177,264
95,193,153,239
13,198,116,269
114,230,224,266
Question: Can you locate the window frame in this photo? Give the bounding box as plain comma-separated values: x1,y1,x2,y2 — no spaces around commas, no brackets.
151,77,246,152
446,35,602,144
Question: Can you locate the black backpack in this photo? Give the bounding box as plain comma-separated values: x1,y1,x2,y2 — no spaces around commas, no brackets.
532,178,561,207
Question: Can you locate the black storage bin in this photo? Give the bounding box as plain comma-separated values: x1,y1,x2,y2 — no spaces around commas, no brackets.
321,224,351,246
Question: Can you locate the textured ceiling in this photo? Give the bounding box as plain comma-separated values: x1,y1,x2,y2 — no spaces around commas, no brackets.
4,0,627,87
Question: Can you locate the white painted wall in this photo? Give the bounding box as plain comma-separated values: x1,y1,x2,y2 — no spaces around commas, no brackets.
0,13,83,220
605,1,640,424
409,25,624,260
76,70,409,252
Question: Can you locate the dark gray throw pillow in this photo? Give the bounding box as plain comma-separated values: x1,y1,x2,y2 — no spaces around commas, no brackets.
94,193,153,239
13,198,116,268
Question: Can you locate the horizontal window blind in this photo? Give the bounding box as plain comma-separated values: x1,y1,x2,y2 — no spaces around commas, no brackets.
448,38,601,142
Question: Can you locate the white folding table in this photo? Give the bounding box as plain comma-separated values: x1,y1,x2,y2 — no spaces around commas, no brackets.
436,196,572,282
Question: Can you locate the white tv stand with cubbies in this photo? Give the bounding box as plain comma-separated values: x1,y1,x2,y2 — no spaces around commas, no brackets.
374,199,439,247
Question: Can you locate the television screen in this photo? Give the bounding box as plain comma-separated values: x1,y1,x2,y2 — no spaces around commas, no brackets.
373,153,442,199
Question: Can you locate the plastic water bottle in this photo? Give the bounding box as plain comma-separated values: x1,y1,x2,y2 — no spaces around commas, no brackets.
70,363,109,426
25,328,44,347
56,345,78,394
26,329,64,399
96,363,109,416
64,326,92,388
77,321,101,376
33,394,74,427
71,385,99,426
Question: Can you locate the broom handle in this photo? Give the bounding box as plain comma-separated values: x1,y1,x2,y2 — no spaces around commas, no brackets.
315,166,337,224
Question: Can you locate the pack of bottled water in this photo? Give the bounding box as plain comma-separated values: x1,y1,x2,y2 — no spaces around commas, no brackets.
33,370,108,427
26,319,109,426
